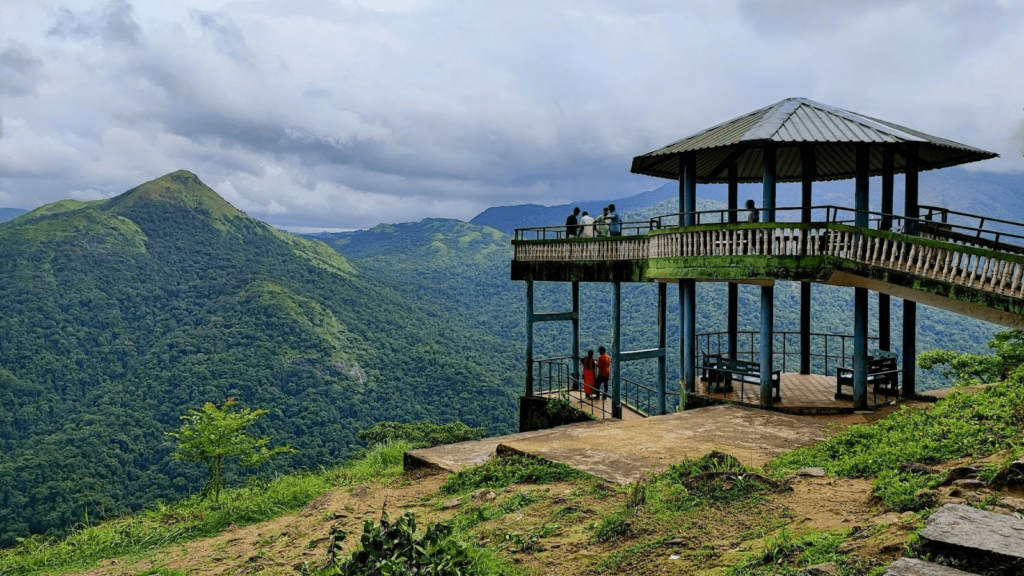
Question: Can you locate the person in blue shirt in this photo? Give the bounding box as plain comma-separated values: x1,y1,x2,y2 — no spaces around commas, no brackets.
607,204,621,236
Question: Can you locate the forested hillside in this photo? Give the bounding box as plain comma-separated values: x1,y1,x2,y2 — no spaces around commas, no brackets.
0,172,519,546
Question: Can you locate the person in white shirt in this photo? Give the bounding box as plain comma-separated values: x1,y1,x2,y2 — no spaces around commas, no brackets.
579,211,596,237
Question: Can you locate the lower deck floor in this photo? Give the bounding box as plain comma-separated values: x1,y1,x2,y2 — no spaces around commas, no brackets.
697,372,901,414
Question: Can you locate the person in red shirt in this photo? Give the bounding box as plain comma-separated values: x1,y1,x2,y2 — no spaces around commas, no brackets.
596,346,611,398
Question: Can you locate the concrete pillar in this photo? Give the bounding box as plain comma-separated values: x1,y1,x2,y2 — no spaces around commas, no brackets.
525,280,534,397
612,281,622,419
760,143,776,407
657,282,667,415
571,281,580,390
903,142,920,396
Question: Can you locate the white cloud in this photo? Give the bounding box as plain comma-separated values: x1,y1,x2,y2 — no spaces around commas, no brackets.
0,0,1021,228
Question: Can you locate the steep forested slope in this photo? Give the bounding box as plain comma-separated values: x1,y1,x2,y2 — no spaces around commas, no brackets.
0,172,519,546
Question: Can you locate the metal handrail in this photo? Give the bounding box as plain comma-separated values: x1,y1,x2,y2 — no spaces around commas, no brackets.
514,220,657,241
696,330,882,378
531,357,610,419
514,204,1024,250
648,205,1024,248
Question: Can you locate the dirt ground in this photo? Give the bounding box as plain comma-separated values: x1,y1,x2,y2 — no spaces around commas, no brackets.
76,466,919,576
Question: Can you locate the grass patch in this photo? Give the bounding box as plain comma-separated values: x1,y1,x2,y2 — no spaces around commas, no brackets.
726,528,850,575
771,378,1024,510
0,440,413,576
439,455,589,496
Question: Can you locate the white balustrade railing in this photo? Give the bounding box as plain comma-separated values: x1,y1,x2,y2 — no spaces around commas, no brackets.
515,225,1024,300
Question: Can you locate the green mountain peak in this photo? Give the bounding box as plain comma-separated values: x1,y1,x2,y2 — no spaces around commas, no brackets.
103,170,245,221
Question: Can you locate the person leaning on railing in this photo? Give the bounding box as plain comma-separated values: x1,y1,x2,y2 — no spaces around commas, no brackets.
607,204,621,236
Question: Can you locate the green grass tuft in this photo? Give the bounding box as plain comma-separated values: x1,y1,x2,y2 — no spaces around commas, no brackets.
439,455,588,496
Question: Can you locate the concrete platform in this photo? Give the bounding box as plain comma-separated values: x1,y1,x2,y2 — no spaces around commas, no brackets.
407,405,830,484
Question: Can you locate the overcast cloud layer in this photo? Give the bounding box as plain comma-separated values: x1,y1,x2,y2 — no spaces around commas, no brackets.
1,0,1023,230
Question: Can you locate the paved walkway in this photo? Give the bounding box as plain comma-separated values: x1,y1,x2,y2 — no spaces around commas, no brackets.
406,405,830,484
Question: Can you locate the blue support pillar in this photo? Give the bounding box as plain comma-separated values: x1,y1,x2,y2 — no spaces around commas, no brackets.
682,280,696,394
760,143,776,407
525,280,534,397
800,144,814,375
682,152,697,225
612,281,622,419
762,144,776,225
879,148,894,352
571,281,580,390
759,285,774,407
854,287,869,409
657,282,667,415
681,151,697,396
903,142,920,396
728,162,738,360
853,143,870,409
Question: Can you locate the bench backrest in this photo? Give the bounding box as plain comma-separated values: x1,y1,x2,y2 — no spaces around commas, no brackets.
867,356,897,372
722,358,759,374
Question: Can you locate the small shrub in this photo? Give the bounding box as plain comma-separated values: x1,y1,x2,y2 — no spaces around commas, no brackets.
303,512,478,575
357,420,485,449
439,455,588,496
872,470,939,512
726,529,849,575
593,511,633,543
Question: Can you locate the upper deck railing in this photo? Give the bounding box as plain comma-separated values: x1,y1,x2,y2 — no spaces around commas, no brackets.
513,205,1024,304
514,205,1024,252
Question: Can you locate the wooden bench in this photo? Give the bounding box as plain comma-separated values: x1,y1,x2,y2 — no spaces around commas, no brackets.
707,357,781,401
835,353,899,402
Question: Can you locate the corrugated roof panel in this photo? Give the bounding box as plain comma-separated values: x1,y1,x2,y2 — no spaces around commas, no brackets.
632,97,998,182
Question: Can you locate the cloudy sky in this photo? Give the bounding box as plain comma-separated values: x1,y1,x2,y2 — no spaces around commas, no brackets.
1,0,1022,230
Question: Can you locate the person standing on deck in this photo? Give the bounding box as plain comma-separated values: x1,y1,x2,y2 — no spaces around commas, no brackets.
607,204,621,236
746,199,759,223
596,346,612,398
579,211,595,237
594,207,610,237
581,350,597,398
565,207,581,237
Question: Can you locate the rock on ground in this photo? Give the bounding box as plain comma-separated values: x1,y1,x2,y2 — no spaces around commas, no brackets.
918,504,1024,575
883,557,978,575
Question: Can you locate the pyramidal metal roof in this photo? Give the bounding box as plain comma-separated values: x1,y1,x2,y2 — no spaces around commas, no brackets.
631,97,999,183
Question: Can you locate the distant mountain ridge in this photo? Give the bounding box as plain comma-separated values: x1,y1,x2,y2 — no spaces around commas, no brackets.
471,167,1024,234
0,208,26,223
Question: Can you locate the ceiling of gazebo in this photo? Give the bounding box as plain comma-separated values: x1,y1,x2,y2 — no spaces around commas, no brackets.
631,98,998,183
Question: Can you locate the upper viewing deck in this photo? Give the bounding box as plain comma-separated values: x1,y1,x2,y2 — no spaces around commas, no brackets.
511,204,1024,329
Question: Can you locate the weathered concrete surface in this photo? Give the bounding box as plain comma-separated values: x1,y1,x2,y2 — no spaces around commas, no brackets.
883,557,978,575
404,421,608,473
918,504,1024,574
497,405,830,484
